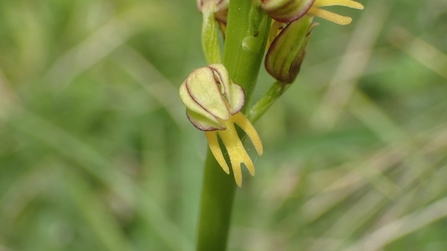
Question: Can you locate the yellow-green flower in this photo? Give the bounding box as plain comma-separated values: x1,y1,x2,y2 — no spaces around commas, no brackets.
261,0,364,25
179,64,263,187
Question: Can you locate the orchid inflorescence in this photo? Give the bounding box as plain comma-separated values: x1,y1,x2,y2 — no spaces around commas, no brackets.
181,0,364,186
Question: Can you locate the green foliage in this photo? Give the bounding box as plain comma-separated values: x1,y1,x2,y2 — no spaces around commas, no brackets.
1,0,447,250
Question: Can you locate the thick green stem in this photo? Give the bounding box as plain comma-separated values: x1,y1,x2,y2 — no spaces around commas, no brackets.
196,1,271,251
196,150,236,251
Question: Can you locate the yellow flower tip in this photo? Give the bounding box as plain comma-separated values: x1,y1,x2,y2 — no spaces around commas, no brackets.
309,0,363,25
229,154,255,187
342,0,364,10
307,7,353,25
314,0,364,9
232,112,263,156
243,155,256,176
232,163,243,187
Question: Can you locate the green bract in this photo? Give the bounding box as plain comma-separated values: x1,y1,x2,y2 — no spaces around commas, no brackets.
179,64,245,131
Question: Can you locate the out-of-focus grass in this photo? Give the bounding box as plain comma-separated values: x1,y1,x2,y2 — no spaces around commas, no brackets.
1,0,447,250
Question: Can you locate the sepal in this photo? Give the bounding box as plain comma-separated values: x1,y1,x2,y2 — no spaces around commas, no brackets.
260,0,315,23
265,16,316,83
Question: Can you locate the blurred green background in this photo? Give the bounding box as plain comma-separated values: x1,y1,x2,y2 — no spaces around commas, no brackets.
1,0,447,250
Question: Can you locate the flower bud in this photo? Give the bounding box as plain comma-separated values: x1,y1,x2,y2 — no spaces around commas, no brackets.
198,0,229,63
179,64,245,131
197,0,229,23
260,0,315,23
265,16,316,84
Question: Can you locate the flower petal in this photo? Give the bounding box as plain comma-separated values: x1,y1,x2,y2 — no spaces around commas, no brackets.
180,82,223,129
185,67,230,120
261,0,315,23
208,64,230,96
227,82,245,114
208,64,245,114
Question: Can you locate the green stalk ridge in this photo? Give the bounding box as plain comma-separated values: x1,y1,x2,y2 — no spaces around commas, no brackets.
196,1,271,251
